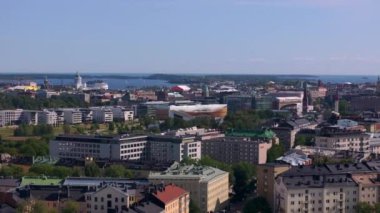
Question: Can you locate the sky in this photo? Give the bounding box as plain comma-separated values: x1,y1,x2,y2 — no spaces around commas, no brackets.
1,0,380,75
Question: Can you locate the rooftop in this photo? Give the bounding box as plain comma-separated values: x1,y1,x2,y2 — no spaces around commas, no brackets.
226,129,276,139
149,162,228,182
152,184,188,205
20,176,63,187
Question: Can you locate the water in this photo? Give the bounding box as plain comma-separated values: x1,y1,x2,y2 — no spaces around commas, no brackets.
279,75,378,84
35,78,173,90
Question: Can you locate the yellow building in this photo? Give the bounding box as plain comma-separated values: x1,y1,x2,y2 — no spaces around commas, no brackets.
149,162,229,213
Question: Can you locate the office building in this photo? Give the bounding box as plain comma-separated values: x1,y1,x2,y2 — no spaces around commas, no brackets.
49,134,148,161
91,107,113,123
148,135,201,163
38,109,58,125
63,109,83,124
149,162,229,213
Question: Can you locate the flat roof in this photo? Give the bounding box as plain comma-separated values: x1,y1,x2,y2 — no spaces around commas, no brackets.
20,176,63,187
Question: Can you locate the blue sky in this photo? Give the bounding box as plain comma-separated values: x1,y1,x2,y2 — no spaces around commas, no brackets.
1,0,379,74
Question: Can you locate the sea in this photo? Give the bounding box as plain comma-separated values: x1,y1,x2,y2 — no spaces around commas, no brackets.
1,74,378,90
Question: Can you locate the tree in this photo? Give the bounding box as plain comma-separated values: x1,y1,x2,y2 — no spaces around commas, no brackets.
62,200,79,213
232,162,256,200
108,122,115,132
243,197,271,213
105,165,129,178
356,202,374,213
189,199,201,213
84,162,101,177
0,164,25,178
267,143,285,163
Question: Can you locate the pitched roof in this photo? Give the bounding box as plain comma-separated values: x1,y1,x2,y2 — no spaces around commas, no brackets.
152,185,188,205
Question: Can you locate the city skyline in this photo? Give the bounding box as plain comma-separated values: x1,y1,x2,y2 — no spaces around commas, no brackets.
1,0,379,74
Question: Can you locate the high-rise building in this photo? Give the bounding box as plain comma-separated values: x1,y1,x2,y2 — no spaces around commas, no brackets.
74,72,83,90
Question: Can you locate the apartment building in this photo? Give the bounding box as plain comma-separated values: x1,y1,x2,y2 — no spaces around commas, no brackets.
49,134,148,161
148,135,201,162
202,136,272,164
315,131,370,152
149,162,229,213
256,163,291,210
274,162,380,213
85,185,131,213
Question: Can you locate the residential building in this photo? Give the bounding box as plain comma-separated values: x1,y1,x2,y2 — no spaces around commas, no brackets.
256,163,291,211
202,136,272,165
150,184,190,213
169,104,227,121
315,130,370,152
149,162,229,213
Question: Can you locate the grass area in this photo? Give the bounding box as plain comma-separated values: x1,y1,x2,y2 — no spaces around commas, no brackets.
0,127,17,140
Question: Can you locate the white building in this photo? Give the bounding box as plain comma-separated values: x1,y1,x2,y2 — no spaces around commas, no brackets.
0,109,23,126
38,110,58,125
148,135,201,163
74,72,84,90
91,107,113,123
315,132,370,152
63,109,83,124
49,134,148,161
85,185,130,213
110,107,134,121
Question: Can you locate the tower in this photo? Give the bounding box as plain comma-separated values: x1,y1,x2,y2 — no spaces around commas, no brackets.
334,91,339,113
202,84,210,97
74,71,83,90
302,81,308,114
377,76,380,94
43,76,49,89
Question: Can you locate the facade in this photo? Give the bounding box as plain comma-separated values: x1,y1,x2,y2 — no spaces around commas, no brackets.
92,107,113,123
38,110,58,125
151,184,190,213
149,162,229,213
274,162,380,213
85,185,130,213
256,164,291,211
202,136,272,164
49,134,148,161
169,104,227,121
110,107,134,121
315,132,370,152
148,135,201,163
224,95,253,113
0,109,23,126
63,109,83,124
136,101,170,119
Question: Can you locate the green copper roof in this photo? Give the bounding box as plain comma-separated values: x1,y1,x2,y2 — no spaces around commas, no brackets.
226,129,276,139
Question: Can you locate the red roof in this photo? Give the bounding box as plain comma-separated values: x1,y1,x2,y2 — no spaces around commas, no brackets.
152,185,188,204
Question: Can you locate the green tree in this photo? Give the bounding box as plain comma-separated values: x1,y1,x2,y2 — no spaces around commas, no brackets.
104,165,128,178
108,122,115,132
189,199,201,213
356,202,374,213
84,162,101,177
243,197,271,213
0,164,25,178
267,143,285,163
62,200,79,213
232,162,256,200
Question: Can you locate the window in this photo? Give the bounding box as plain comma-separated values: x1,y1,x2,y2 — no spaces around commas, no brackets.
107,201,112,208
107,194,112,198
101,197,104,202
115,198,118,202
95,197,98,202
